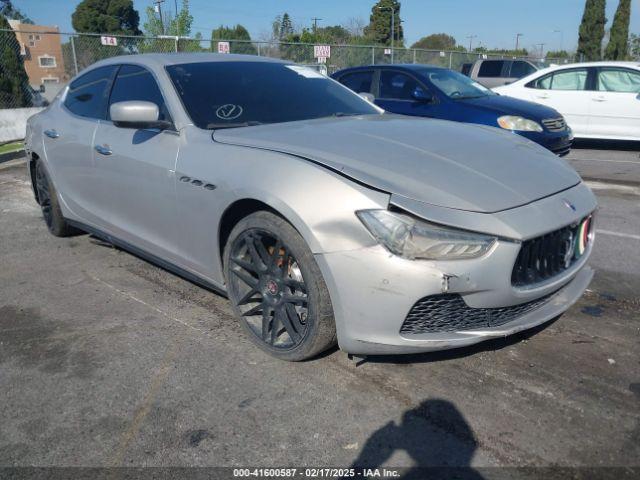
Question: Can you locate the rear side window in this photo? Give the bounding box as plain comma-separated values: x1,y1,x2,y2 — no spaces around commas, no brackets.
379,71,422,100
527,69,588,90
460,63,472,76
596,68,640,93
478,61,505,78
339,71,374,94
509,61,536,78
108,65,171,121
64,66,117,119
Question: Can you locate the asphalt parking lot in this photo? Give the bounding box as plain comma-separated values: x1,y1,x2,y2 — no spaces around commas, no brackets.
0,144,638,470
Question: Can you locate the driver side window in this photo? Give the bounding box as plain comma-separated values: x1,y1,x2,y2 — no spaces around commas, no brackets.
108,64,172,122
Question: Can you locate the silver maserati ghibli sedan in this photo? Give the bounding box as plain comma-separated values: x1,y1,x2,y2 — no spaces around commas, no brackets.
25,53,597,361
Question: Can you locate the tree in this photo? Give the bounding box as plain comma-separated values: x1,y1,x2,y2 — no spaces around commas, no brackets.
605,0,631,60
211,24,257,55
142,0,201,52
577,0,606,61
364,0,403,46
0,15,31,108
280,13,294,40
630,33,640,60
411,33,458,50
0,0,33,24
546,50,571,59
72,0,141,35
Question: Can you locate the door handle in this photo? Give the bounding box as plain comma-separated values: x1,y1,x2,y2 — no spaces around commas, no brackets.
536,95,549,99
592,97,606,102
44,129,59,139
94,144,112,156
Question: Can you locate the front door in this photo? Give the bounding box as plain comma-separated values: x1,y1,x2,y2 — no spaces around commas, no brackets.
92,64,181,261
375,70,438,117
43,65,118,227
589,67,640,139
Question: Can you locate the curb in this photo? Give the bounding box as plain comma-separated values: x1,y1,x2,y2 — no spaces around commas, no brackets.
582,176,640,188
0,149,25,165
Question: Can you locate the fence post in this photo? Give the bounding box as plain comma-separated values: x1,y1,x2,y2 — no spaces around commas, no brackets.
371,46,375,64
413,49,416,64
449,52,452,69
175,36,179,53
70,35,79,75
257,43,261,56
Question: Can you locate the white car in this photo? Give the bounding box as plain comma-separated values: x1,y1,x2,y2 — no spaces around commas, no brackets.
494,61,640,141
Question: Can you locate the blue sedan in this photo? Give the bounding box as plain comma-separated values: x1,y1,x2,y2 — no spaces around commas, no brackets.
332,64,573,156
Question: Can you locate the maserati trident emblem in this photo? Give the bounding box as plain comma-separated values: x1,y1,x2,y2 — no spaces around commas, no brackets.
563,199,577,212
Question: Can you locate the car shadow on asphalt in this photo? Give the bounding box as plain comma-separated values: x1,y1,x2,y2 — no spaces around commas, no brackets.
357,316,561,366
572,139,640,151
350,398,484,478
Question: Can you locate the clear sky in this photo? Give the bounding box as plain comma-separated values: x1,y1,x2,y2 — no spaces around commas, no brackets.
11,0,640,53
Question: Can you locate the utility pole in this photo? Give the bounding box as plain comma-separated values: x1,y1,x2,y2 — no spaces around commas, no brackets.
377,5,396,63
553,29,563,52
153,0,165,34
311,17,322,32
536,43,546,59
466,34,477,52
515,33,523,52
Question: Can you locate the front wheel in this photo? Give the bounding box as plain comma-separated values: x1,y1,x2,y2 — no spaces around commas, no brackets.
34,160,82,237
224,211,336,361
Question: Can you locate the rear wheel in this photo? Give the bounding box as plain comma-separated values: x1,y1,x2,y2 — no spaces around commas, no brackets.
224,211,336,361
34,160,82,237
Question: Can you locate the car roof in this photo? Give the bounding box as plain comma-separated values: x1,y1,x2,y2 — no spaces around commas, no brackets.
86,52,289,71
333,63,448,76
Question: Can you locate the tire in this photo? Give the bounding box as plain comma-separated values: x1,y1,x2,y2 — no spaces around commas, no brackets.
34,160,83,237
223,211,336,361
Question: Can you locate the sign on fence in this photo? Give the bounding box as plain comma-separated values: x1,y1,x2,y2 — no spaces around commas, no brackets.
217,41,230,54
100,36,118,46
314,45,331,60
384,48,392,55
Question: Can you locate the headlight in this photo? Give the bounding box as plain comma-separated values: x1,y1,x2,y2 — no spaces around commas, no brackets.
497,115,543,132
356,210,497,260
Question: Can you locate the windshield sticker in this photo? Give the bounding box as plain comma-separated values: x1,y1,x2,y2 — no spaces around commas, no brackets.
215,104,244,120
285,65,325,79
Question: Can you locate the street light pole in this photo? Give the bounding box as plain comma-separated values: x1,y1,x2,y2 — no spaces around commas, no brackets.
515,33,523,52
553,30,563,52
466,34,477,52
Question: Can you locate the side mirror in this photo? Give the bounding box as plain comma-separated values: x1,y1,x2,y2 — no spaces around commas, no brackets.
39,84,45,93
110,101,172,130
412,87,434,103
358,92,375,103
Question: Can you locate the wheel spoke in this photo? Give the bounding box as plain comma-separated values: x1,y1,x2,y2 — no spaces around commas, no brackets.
261,307,272,341
279,305,301,343
231,267,258,288
283,294,307,306
269,239,282,269
231,256,258,275
284,278,306,293
237,287,260,306
241,303,263,317
245,234,268,272
270,311,282,345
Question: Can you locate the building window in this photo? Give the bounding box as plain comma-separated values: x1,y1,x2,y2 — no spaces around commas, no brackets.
35,34,41,41
42,77,59,84
29,41,35,47
28,34,34,40
38,55,57,68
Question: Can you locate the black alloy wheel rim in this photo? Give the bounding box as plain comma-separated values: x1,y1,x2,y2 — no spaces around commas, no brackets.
229,230,309,350
35,164,53,228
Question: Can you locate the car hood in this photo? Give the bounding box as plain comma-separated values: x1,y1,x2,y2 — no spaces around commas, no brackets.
213,114,580,213
456,94,561,120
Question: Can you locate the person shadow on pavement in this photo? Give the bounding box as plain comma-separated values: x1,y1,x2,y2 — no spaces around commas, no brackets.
351,399,484,480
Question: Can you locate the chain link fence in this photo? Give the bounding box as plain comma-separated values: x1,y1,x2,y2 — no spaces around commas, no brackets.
1,27,576,113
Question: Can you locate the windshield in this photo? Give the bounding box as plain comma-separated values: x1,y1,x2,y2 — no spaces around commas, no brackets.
166,61,380,129
423,68,495,99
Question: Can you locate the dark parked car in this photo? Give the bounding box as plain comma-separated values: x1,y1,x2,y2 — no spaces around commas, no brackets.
332,64,573,156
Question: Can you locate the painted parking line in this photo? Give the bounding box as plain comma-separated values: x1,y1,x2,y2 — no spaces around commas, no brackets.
596,229,640,241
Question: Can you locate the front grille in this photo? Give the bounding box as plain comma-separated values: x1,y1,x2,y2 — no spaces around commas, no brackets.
511,216,592,287
400,292,556,334
542,117,567,132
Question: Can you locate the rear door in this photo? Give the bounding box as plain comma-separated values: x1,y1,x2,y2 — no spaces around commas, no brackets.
92,64,182,261
43,65,118,227
525,67,592,136
589,67,640,139
374,69,438,117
